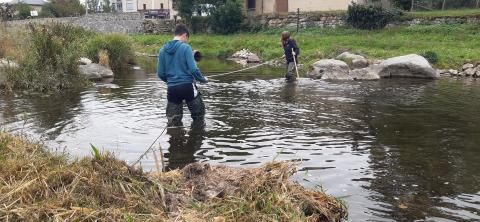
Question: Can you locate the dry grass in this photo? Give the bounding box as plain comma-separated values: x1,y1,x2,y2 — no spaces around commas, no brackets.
0,132,348,222
98,50,110,68
0,24,24,61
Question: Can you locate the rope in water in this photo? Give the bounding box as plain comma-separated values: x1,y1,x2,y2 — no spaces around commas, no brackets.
206,59,279,78
130,125,167,167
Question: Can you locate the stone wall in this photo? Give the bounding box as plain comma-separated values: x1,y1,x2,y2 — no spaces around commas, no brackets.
4,12,480,35
256,12,346,29
5,13,145,34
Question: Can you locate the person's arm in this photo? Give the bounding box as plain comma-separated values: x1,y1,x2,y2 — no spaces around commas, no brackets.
157,49,167,82
292,40,300,56
185,45,208,83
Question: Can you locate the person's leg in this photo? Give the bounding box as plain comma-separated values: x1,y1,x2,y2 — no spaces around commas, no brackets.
166,101,183,126
186,84,206,123
286,62,296,82
166,86,185,127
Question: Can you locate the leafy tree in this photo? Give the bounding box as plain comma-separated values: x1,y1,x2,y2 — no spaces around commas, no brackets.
16,2,32,19
211,0,243,34
102,0,111,13
0,3,15,21
41,0,85,17
392,0,412,10
176,0,195,23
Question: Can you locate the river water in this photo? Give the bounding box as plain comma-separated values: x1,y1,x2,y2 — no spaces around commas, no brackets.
0,59,479,221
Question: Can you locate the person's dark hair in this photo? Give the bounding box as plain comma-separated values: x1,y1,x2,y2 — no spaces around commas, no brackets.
174,24,190,38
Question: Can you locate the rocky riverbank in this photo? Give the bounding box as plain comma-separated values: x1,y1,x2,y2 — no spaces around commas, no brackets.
0,132,347,221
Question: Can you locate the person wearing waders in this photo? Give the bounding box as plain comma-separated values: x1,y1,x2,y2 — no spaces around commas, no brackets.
157,24,208,126
281,31,300,82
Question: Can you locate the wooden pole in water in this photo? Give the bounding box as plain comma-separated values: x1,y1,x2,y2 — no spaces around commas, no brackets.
292,48,299,79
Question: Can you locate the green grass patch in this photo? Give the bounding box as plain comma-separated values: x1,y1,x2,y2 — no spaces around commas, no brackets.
132,23,480,69
407,8,480,19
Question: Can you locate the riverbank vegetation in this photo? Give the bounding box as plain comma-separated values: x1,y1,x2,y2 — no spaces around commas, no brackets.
133,23,480,69
3,23,91,91
406,8,480,18
0,131,348,221
86,33,136,71
1,22,135,92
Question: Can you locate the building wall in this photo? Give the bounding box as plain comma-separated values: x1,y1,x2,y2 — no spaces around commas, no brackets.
289,0,356,12
136,0,172,11
245,0,361,15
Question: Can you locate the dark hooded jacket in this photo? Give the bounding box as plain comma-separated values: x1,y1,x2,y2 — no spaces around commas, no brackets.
283,39,300,63
157,40,207,87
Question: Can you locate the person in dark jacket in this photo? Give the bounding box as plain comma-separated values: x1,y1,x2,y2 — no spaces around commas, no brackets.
281,31,300,82
157,24,208,126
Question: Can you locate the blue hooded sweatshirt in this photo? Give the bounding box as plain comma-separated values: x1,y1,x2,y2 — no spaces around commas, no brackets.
157,40,207,87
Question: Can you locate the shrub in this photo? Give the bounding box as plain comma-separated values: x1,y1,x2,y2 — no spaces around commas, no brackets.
6,22,89,91
86,34,135,70
347,3,400,30
422,51,439,64
211,0,244,34
190,16,212,33
16,3,32,19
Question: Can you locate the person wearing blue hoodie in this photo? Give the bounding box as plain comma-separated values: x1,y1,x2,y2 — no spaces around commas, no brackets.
157,24,208,126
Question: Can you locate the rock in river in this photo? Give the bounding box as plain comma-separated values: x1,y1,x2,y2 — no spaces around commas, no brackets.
378,54,439,79
307,59,350,80
79,63,114,80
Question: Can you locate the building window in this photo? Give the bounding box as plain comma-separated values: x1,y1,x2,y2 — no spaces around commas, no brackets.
143,4,146,10
247,0,255,9
161,3,164,9
126,0,134,11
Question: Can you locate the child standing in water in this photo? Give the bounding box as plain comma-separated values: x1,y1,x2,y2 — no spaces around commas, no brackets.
281,31,300,82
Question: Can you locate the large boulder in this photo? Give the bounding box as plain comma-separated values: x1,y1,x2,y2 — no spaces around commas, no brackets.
307,59,350,80
352,58,369,69
79,63,114,80
336,52,366,61
229,49,261,64
378,54,439,79
349,65,381,80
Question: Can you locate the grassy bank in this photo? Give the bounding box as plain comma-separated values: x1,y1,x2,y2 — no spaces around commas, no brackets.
133,23,480,69
0,132,347,221
407,8,480,18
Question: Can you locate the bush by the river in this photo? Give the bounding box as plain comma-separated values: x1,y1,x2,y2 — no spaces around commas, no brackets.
5,22,90,91
86,34,135,71
347,3,403,30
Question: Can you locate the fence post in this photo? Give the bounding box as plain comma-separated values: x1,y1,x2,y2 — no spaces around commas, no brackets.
297,8,299,33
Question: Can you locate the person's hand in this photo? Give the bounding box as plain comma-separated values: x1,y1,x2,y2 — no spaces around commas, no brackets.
292,51,296,56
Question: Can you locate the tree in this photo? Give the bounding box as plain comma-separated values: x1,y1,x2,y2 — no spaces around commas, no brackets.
211,0,243,34
176,0,195,23
16,2,32,19
43,0,85,17
102,0,111,12
0,3,15,21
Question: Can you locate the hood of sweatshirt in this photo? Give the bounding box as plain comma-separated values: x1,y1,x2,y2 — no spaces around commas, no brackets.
163,40,183,55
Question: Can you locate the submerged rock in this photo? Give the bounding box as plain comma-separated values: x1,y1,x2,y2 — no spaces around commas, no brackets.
79,63,114,80
307,59,350,80
378,54,439,79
